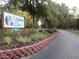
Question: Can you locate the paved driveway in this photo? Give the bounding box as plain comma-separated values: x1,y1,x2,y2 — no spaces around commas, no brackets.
31,30,79,59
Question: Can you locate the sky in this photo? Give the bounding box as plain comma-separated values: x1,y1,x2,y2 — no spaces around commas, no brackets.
52,0,79,9
0,0,5,5
0,0,9,6
52,0,79,14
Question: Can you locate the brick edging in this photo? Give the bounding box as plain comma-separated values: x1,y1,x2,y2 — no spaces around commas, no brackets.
0,32,59,59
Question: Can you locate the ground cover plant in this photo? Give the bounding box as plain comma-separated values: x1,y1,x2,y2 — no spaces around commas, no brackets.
0,29,53,50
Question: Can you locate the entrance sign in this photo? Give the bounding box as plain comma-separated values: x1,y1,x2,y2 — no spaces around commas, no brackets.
3,12,24,28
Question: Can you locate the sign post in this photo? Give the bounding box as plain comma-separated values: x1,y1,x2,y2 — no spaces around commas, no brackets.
0,11,3,32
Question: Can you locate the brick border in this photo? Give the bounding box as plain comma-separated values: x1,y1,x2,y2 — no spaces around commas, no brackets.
0,32,59,59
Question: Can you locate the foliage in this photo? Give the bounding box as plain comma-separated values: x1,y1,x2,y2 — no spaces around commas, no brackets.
3,0,55,28
20,11,33,28
76,19,79,29
16,36,29,44
2,0,79,30
1,29,47,45
30,32,46,41
3,36,12,45
16,32,46,44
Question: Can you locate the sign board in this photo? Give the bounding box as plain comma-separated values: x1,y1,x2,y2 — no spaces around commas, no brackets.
3,12,24,28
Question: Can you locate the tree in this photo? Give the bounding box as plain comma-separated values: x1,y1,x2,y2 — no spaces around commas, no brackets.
72,6,77,16
6,0,49,27
4,0,77,29
76,18,79,29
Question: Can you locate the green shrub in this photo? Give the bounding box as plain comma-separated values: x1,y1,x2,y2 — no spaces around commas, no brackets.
16,36,27,44
27,37,32,43
3,36,12,45
45,28,56,33
30,32,46,41
16,36,32,44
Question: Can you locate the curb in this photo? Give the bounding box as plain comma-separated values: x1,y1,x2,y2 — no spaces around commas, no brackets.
0,32,59,59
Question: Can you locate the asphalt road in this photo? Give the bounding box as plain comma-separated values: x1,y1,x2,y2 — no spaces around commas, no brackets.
31,30,79,59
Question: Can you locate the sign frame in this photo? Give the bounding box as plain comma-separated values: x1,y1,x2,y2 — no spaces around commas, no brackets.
2,12,25,29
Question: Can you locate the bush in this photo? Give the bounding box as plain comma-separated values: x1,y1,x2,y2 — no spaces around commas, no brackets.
20,11,33,28
16,36,27,44
27,37,32,43
1,29,47,45
45,28,56,34
30,32,46,41
16,36,32,44
3,36,12,45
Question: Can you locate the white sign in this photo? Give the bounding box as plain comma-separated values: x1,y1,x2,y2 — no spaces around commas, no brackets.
3,12,24,28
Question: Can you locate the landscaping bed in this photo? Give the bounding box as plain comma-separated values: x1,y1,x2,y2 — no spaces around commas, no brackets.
0,29,54,50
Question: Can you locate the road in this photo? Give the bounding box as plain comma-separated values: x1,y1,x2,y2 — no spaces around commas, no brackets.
31,30,79,59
